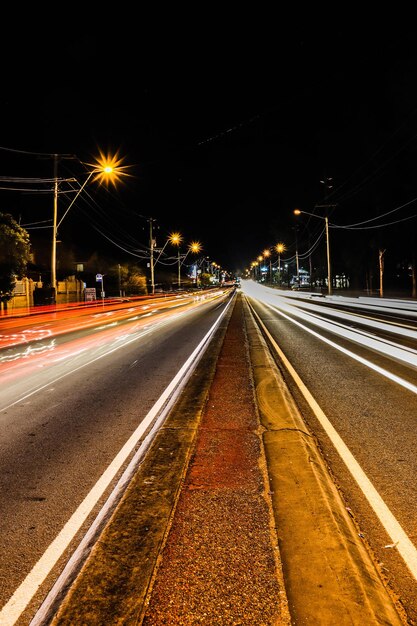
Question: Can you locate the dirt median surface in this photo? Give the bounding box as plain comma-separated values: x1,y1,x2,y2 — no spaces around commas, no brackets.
48,292,406,625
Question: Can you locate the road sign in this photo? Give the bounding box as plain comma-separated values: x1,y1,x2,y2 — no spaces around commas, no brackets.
84,288,96,302
96,273,103,281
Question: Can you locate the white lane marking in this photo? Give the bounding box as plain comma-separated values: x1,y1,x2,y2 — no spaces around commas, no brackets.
248,298,417,581
0,296,232,625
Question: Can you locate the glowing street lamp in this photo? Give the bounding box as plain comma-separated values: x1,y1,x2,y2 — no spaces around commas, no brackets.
263,249,272,282
294,209,332,295
181,241,202,264
257,255,264,281
51,151,129,303
151,231,186,294
168,232,183,288
275,243,286,286
189,241,202,254
181,241,202,285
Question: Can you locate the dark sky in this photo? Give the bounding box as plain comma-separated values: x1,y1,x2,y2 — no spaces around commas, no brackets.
2,15,417,276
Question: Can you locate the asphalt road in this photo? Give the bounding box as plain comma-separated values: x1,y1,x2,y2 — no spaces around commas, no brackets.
2,283,417,623
0,290,233,625
242,281,417,623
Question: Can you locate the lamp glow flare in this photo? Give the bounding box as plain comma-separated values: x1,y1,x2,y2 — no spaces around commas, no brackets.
294,209,332,295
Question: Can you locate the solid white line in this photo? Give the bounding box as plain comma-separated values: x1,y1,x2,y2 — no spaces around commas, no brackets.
0,296,232,625
248,298,417,581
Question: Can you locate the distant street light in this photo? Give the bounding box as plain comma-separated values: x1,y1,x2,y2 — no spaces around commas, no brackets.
51,151,128,303
294,209,332,295
263,249,272,282
258,255,263,281
275,242,286,286
181,241,202,285
169,232,183,289
150,230,183,294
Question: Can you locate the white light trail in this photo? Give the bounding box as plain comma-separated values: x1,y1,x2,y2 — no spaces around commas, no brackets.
241,281,417,372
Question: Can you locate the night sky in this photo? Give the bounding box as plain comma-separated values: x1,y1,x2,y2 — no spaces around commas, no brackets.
2,16,417,281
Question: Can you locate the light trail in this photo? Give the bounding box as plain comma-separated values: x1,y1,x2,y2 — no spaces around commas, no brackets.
241,282,417,371
284,296,417,339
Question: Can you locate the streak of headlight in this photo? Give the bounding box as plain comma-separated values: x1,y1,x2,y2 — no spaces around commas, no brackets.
0,327,155,412
287,298,417,340
267,299,417,367
94,322,119,331
52,348,88,363
242,282,417,370
0,293,226,413
0,329,52,348
263,301,417,395
92,311,116,318
0,340,56,364
331,295,417,316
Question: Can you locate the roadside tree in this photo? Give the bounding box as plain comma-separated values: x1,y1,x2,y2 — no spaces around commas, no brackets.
0,213,31,311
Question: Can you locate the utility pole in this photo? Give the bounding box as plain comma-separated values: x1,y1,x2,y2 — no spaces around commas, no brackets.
295,229,299,286
379,249,386,298
315,203,337,296
148,217,156,295
51,154,59,304
325,216,332,296
46,152,77,305
319,175,334,295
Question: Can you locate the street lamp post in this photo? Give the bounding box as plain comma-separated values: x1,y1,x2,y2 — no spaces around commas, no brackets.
151,232,184,292
166,232,182,290
294,209,332,295
148,217,157,295
263,249,272,283
51,152,127,304
275,243,286,286
293,227,300,287
180,242,202,286
100,274,106,301
118,263,122,296
258,255,263,282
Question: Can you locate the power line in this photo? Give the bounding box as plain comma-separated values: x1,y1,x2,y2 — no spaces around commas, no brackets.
0,145,76,158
